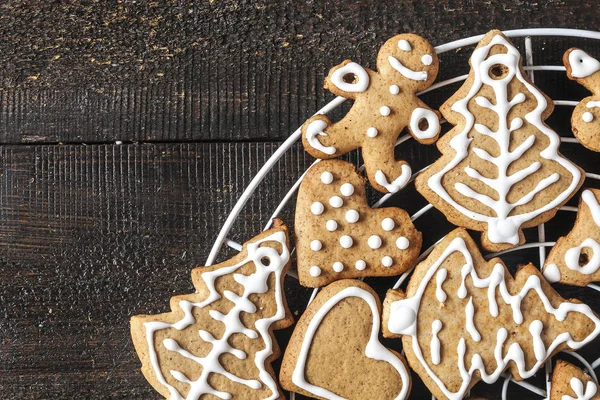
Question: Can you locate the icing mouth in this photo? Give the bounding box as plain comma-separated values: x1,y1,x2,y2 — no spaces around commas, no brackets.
388,55,428,81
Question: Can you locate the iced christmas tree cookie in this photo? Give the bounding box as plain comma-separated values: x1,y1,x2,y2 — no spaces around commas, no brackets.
415,30,584,251
550,360,600,400
564,48,600,152
295,160,422,287
301,33,440,193
280,279,411,399
382,228,600,400
130,219,294,400
543,189,600,286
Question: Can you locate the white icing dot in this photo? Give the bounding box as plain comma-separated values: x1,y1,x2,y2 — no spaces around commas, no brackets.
329,196,343,208
310,240,322,251
309,266,321,277
321,171,334,184
332,262,344,272
326,220,338,231
398,40,411,51
340,235,353,248
381,218,395,231
340,183,355,196
382,256,393,267
421,54,433,66
368,235,382,249
345,209,359,223
389,85,400,95
311,202,324,215
583,111,594,123
355,260,366,270
396,236,410,250
366,127,378,138
380,106,391,116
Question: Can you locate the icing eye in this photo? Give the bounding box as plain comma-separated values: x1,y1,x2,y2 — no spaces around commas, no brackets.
489,64,508,80
398,39,411,51
421,54,433,66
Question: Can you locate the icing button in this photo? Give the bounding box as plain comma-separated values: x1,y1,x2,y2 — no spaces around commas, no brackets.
355,260,366,270
583,111,594,123
396,236,410,250
382,256,393,267
340,183,355,196
381,218,395,231
345,209,359,223
367,127,378,138
309,266,322,277
380,106,391,117
340,235,353,249
310,240,322,251
389,85,400,95
321,171,334,184
332,262,344,272
329,196,344,208
326,220,338,232
368,235,382,249
311,202,324,215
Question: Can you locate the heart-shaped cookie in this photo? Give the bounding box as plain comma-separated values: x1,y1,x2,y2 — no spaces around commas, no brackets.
295,159,422,287
280,280,411,400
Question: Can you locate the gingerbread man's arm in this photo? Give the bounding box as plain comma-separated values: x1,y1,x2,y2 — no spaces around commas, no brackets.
564,48,600,94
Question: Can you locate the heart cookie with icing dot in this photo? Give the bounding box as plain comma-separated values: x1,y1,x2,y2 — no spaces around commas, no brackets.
295,159,422,287
280,279,411,399
550,360,600,400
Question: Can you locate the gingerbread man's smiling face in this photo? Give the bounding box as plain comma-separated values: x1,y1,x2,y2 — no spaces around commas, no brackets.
377,34,438,92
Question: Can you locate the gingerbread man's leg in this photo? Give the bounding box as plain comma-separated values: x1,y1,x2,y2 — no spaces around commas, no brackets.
362,135,412,193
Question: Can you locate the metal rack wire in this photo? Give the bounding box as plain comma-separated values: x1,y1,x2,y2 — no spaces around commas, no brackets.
205,29,600,399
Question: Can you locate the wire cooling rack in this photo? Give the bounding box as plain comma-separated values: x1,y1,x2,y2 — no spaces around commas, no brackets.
204,28,600,399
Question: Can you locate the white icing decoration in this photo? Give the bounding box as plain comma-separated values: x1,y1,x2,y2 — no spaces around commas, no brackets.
431,320,442,365
588,101,600,108
375,165,412,193
396,237,410,250
329,196,343,208
422,54,433,66
355,260,366,271
306,120,337,155
528,320,545,361
398,39,411,51
292,286,410,399
388,55,428,81
311,202,324,215
568,49,600,79
426,34,582,246
340,183,355,196
367,127,378,138
330,62,370,93
326,220,338,232
321,171,334,184
382,218,395,231
389,85,400,95
345,209,359,223
332,262,344,273
380,106,391,116
543,263,561,283
368,235,382,249
382,256,393,267
410,108,440,140
465,297,481,342
387,236,600,400
340,235,353,249
563,377,598,400
143,231,290,400
309,266,322,277
310,240,322,252
435,268,448,303
583,111,594,123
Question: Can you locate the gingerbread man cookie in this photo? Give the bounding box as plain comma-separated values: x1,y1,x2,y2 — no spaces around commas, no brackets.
301,34,441,193
564,48,600,152
295,160,422,287
550,360,600,400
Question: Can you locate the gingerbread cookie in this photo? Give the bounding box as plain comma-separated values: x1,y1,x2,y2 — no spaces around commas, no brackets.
551,360,600,400
301,33,440,193
280,279,411,399
295,160,422,287
130,219,294,400
543,189,600,286
564,48,600,152
415,30,584,252
382,228,600,400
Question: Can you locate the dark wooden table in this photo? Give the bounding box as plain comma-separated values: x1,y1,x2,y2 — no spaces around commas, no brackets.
2,1,600,399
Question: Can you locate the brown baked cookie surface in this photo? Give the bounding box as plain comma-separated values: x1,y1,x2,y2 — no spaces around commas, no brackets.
382,228,600,400
564,48,600,152
550,360,600,400
301,33,440,194
543,189,600,286
415,29,583,252
280,279,411,399
130,219,293,400
295,159,422,287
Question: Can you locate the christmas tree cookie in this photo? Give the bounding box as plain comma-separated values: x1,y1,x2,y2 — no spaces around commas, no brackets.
295,160,422,287
416,30,584,251
130,219,294,400
301,33,440,193
382,228,600,400
543,189,600,286
551,360,600,400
